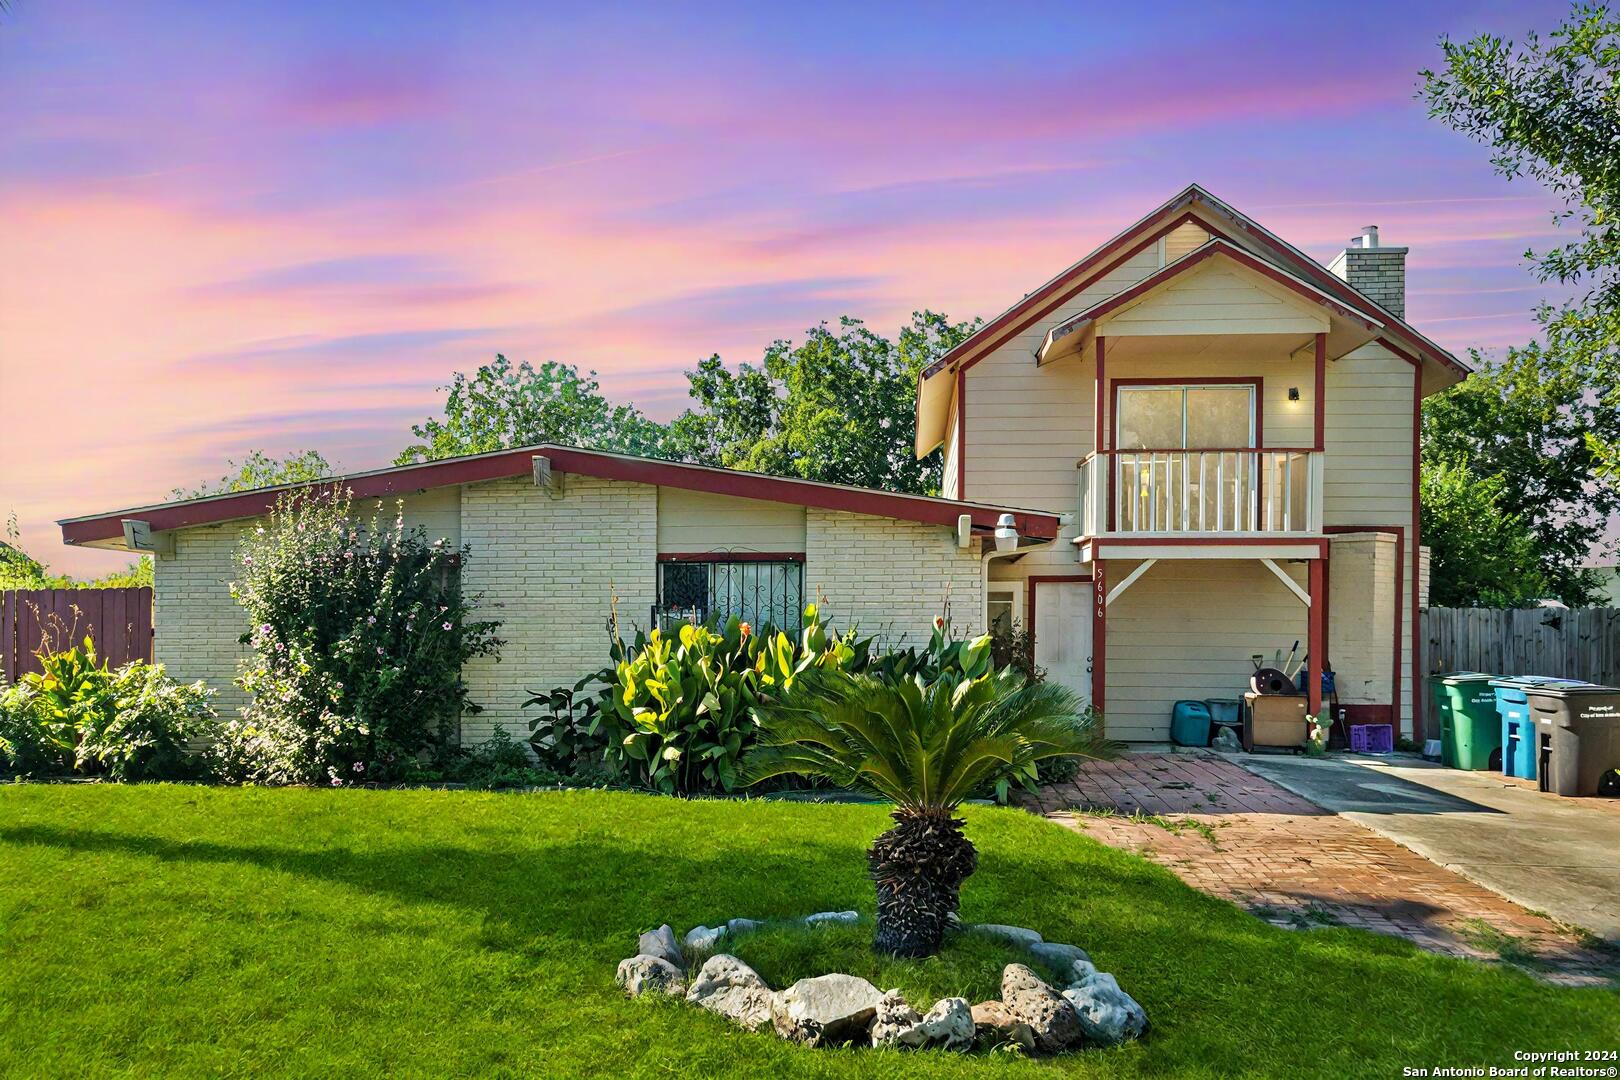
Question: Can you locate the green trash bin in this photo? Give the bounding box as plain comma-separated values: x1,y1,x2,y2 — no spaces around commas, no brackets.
1429,672,1503,771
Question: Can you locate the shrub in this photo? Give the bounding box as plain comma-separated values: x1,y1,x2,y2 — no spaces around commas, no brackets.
523,671,612,776
224,487,501,786
526,605,867,795
96,663,218,781
439,727,560,790
0,681,71,777
0,637,217,780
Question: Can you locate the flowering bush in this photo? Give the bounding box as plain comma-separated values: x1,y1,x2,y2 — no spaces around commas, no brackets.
223,487,501,786
0,636,217,780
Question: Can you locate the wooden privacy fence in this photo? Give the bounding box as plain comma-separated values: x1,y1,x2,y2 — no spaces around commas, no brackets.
1423,606,1620,686
1,588,153,682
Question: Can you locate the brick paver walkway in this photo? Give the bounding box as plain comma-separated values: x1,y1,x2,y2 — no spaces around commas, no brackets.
1022,753,1616,986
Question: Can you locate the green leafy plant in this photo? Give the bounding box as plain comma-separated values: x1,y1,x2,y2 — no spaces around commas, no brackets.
0,636,217,780
600,606,867,794
1305,711,1333,757
224,486,502,786
745,643,1119,957
441,727,561,790
522,669,614,775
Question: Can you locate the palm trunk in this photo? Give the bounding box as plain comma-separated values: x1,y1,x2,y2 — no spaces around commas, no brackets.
868,807,978,957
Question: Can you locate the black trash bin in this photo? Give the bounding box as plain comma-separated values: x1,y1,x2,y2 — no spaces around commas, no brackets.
1522,683,1620,797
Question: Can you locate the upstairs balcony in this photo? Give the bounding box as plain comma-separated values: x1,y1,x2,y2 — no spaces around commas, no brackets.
1076,447,1323,557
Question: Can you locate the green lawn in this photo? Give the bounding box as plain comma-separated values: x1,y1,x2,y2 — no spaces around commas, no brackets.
0,786,1614,1078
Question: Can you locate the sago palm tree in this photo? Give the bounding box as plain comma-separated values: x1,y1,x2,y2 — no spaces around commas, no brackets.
744,640,1117,957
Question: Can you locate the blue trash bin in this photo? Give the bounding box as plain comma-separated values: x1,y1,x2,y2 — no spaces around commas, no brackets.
1491,676,1592,781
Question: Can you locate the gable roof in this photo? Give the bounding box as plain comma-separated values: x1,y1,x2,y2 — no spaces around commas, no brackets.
914,183,1470,453
1036,237,1381,363
58,443,1064,550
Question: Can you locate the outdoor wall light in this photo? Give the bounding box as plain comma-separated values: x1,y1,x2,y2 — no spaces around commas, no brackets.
1287,386,1301,401
994,513,1019,552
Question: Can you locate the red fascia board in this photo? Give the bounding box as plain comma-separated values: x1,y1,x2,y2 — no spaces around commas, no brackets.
920,191,1463,388
1201,214,1467,377
61,446,1062,545
1070,240,1381,331
921,206,1202,382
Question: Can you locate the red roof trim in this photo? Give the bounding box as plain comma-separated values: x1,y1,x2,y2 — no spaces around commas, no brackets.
59,445,1062,546
919,184,1465,386
921,204,1202,381
1053,239,1380,335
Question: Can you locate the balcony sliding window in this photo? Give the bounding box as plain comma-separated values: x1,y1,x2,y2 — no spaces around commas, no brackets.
1111,383,1302,533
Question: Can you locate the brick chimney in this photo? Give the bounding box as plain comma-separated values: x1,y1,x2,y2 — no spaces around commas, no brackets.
1327,225,1407,319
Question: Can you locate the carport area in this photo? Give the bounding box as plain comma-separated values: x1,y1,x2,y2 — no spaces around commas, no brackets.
1024,753,1618,986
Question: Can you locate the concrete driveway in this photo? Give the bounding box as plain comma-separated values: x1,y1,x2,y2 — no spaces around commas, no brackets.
1238,753,1620,942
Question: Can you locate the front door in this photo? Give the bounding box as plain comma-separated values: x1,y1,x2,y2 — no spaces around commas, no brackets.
1032,579,1093,707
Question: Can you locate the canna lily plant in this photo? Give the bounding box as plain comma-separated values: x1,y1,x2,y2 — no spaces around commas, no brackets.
605,605,869,794
744,633,1118,958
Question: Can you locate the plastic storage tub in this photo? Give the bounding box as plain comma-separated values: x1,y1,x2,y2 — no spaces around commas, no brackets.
1171,700,1213,747
1492,676,1591,781
1523,683,1620,796
1205,699,1242,728
1428,672,1503,770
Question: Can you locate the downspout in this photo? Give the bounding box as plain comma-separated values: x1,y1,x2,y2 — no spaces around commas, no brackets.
980,512,1032,631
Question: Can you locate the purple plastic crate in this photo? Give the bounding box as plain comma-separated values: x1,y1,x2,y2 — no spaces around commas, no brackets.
1350,723,1394,755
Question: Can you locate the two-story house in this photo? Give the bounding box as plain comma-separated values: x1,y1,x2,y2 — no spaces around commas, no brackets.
915,184,1465,741
59,185,1462,746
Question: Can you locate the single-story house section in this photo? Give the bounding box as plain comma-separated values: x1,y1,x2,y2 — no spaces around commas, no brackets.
58,446,1061,745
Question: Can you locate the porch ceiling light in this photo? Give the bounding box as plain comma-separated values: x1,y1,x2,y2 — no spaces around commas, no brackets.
994,513,1019,552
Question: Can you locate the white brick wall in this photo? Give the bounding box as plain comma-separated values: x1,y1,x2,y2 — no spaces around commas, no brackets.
147,476,991,746
151,522,252,715
804,509,984,652
457,475,657,744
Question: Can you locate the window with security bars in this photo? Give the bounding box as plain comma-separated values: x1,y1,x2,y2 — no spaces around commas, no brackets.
654,558,805,633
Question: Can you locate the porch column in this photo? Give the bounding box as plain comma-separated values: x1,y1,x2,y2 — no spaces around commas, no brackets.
1313,331,1327,451
1307,556,1326,717
1091,560,1107,716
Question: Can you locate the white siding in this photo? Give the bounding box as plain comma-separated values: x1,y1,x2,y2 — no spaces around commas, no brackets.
1104,558,1310,742
1102,262,1329,339
941,387,960,499
1165,222,1209,262
655,488,806,554
1323,345,1419,734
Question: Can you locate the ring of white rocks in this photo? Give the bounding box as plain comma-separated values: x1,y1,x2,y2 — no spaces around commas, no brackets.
615,912,1148,1054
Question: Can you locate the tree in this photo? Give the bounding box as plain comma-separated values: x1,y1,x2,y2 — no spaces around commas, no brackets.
177,449,333,499
1,513,151,590
1421,343,1618,604
396,356,668,464
666,311,982,495
1422,5,1620,472
744,635,1115,958
1420,459,1549,607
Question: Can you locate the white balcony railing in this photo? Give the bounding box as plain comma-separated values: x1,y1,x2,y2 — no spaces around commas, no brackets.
1078,449,1322,538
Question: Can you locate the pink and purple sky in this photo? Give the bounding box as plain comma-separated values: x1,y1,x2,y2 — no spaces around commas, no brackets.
0,1,1577,576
